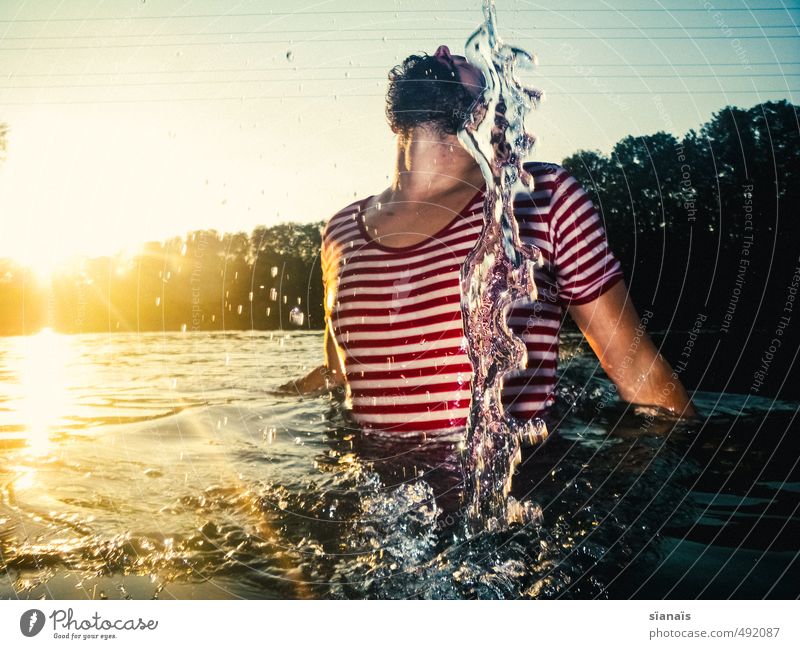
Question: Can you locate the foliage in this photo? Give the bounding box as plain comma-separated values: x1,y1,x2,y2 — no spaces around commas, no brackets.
0,222,325,334
1,100,798,394
562,100,799,396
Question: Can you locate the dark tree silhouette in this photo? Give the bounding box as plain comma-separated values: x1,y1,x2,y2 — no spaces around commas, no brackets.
563,100,800,397
1,101,797,397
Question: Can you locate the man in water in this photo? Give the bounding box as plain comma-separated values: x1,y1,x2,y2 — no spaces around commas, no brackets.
283,46,696,434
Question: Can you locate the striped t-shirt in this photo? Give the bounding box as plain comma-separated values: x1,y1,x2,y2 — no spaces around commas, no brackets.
321,162,624,436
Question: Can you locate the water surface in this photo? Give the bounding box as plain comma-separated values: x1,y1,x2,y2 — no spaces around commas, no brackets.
0,330,797,599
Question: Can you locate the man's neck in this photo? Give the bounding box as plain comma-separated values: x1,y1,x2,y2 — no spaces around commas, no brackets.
390,127,483,198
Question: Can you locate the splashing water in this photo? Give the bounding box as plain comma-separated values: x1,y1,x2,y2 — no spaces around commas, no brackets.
457,1,548,533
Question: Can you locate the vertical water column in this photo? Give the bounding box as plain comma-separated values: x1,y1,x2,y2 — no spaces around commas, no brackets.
458,0,548,533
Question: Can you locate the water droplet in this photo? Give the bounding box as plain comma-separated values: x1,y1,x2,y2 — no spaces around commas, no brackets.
286,50,294,62
289,307,305,326
270,266,279,278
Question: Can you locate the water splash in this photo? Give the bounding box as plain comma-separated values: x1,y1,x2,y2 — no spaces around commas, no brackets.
457,0,548,533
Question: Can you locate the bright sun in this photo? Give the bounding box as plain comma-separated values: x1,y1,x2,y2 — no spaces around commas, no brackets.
11,233,70,281
26,255,58,282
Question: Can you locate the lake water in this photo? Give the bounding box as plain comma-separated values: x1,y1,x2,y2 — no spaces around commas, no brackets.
0,330,797,599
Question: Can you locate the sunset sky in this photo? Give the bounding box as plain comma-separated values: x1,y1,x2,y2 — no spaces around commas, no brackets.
0,0,797,265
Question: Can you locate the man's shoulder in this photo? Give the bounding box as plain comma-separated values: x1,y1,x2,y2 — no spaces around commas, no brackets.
522,160,563,175
521,161,574,186
519,161,592,203
323,196,368,243
514,162,569,204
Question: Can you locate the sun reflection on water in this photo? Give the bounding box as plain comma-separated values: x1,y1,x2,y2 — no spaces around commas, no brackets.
9,328,76,456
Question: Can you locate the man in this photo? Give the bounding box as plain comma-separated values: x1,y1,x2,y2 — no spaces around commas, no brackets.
283,46,696,435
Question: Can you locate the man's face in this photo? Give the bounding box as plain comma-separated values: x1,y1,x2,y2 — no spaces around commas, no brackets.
433,45,486,99
451,56,486,99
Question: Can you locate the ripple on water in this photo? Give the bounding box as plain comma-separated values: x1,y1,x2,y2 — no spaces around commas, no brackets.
1,329,798,599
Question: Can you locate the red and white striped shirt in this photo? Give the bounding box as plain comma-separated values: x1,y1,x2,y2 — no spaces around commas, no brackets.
322,163,624,436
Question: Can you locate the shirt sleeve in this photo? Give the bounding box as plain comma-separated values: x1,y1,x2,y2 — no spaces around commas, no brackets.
549,167,624,305
320,218,338,323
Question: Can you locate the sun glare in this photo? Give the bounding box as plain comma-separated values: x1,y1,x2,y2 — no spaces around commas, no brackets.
11,328,76,455
14,239,143,282
28,255,58,283
11,239,66,282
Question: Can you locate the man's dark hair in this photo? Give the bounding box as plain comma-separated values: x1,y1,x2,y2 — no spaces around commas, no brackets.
385,53,478,136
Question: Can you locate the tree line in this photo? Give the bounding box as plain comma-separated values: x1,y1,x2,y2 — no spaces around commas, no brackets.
562,100,799,397
0,223,325,335
1,100,798,396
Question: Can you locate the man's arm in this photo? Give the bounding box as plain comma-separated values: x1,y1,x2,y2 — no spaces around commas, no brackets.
568,280,697,418
278,322,345,395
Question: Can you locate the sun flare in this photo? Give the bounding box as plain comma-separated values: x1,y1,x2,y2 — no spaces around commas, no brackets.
11,328,76,454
